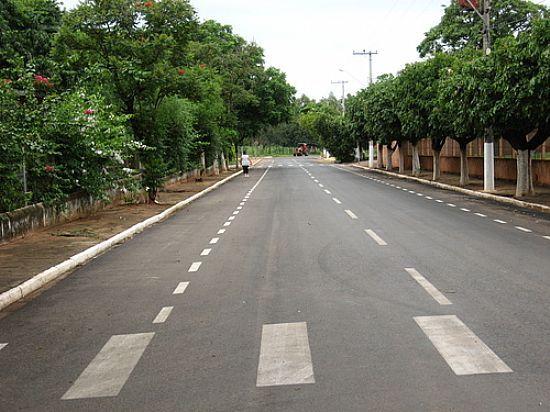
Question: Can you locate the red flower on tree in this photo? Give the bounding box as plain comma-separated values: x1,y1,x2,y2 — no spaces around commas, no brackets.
84,109,96,115
33,74,53,88
144,1,154,7
178,68,186,75
44,165,55,173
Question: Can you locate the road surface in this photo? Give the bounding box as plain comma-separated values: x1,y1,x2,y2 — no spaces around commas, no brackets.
1,157,549,411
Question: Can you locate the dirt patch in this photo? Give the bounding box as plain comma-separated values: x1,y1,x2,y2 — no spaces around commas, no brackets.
0,170,237,294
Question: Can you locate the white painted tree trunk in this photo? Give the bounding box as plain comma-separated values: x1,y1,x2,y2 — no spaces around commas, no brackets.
377,143,383,168
411,142,421,177
385,145,394,171
432,149,441,181
459,146,469,186
516,149,535,197
220,152,228,171
398,145,405,173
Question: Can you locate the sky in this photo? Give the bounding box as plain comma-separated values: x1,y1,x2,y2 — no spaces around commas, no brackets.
58,0,550,100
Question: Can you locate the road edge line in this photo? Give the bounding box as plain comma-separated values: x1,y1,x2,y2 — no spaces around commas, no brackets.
0,168,245,312
349,164,550,214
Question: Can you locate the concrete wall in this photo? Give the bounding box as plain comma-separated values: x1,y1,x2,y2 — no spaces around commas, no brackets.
0,167,218,244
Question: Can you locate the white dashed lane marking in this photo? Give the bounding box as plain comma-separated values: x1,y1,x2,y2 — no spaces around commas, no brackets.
460,208,471,212
217,229,226,234
223,222,231,227
364,229,388,246
447,203,456,208
228,216,235,221
435,200,444,203
188,262,202,272
332,198,342,204
515,226,532,233
256,322,315,387
173,282,189,295
405,268,452,305
210,237,219,244
153,306,174,324
62,333,155,400
345,210,358,220
324,189,332,195
233,211,239,215
474,213,487,217
414,315,513,376
494,219,507,224
544,236,550,240
201,248,211,256
0,343,7,351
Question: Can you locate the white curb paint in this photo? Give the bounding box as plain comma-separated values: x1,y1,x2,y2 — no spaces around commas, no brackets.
0,168,245,312
414,316,512,376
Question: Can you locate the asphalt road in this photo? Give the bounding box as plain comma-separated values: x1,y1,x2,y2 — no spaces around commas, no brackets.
1,157,549,411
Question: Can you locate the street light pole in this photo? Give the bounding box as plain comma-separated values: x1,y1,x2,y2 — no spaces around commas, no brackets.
353,50,379,166
331,80,348,116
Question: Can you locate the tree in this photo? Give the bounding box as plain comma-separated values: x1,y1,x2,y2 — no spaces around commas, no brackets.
489,18,549,196
418,0,547,57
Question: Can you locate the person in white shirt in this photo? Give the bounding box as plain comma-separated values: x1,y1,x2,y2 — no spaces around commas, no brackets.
241,151,252,177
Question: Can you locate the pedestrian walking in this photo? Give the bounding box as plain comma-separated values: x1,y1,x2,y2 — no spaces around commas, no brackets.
241,151,252,177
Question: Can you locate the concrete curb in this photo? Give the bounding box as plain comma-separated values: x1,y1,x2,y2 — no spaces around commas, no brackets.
0,169,244,312
350,164,550,214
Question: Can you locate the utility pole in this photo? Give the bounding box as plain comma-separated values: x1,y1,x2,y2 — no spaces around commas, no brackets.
331,80,348,116
464,0,494,191
353,50,379,166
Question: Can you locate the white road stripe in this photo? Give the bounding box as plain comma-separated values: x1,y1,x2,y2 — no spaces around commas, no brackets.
345,210,358,219
332,198,342,204
318,184,324,188
543,236,550,240
447,203,456,207
314,180,319,183
228,216,235,221
515,226,532,233
217,229,226,234
396,186,401,189
153,306,174,324
62,333,155,399
417,193,424,197
494,219,507,224
324,189,332,195
240,202,245,206
435,200,444,203
223,222,231,227
474,213,487,217
460,208,471,212
233,211,240,215
405,268,451,305
414,315,513,376
364,229,388,246
201,248,212,256
409,191,416,194
0,343,7,351
173,282,189,295
210,237,219,244
425,196,433,200
256,322,315,387
188,262,202,272
237,206,243,210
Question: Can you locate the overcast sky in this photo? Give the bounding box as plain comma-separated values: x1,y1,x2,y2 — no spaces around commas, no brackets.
58,0,549,100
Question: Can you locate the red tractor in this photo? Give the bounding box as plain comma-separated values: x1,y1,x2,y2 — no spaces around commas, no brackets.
293,143,309,156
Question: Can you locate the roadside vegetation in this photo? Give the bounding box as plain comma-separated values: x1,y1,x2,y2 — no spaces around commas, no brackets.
0,0,296,212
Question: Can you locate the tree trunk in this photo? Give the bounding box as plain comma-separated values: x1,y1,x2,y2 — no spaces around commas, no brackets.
398,144,405,173
220,152,228,171
411,142,421,176
376,143,383,168
234,143,239,169
459,145,469,186
516,149,535,197
432,149,441,181
385,145,394,171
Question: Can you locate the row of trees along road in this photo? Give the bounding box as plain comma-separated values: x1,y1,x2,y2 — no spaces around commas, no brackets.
0,0,296,212
308,0,548,198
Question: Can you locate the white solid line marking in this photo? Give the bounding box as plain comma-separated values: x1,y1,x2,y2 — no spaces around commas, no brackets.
515,226,532,233
345,210,358,219
365,229,388,246
332,198,342,204
153,306,174,324
228,216,235,221
460,208,471,212
324,189,332,195
201,248,212,256
223,222,231,227
0,343,7,351
256,322,315,387
217,229,226,234
435,200,444,203
494,219,507,224
62,333,155,399
173,282,189,295
210,237,219,244
447,203,456,207
474,213,487,217
188,262,202,272
405,268,452,305
414,315,512,376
